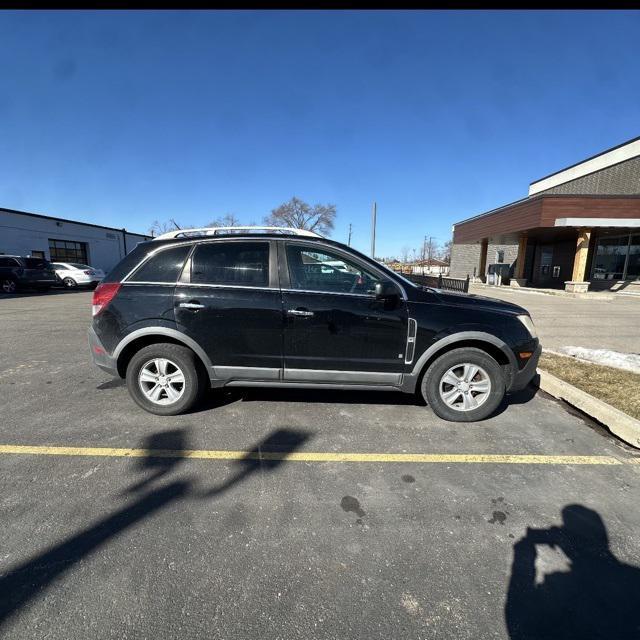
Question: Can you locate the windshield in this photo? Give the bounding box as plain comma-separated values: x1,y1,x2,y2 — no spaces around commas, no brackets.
70,263,91,269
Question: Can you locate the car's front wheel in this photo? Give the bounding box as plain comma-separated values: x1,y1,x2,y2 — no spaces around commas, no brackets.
126,343,207,416
1,278,17,294
421,347,505,422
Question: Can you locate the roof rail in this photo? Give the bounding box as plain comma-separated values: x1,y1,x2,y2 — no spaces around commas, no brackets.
152,226,322,241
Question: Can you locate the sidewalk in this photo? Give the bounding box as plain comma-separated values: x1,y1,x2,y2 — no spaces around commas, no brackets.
471,282,616,300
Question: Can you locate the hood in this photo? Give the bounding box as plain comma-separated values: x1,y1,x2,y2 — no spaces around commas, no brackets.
431,289,528,316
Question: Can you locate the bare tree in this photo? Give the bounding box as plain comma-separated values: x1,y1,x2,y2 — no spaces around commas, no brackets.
148,219,180,237
264,197,336,236
438,240,452,263
207,213,242,227
400,246,411,263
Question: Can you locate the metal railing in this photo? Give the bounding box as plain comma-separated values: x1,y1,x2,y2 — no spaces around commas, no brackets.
396,272,470,293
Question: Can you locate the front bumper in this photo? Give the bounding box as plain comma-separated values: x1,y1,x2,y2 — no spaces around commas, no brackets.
508,342,542,392
88,326,119,377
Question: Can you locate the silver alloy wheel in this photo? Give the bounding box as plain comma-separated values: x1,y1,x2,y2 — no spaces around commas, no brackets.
63,277,76,288
2,279,16,294
439,363,492,412
138,358,186,406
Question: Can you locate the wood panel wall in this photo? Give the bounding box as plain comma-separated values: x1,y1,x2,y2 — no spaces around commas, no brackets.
453,196,640,243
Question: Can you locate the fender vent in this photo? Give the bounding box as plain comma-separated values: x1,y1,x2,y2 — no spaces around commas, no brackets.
404,318,417,365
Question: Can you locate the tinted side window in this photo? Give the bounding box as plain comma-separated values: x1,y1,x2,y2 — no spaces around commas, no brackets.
23,258,49,269
286,245,382,294
130,245,191,282
191,242,269,287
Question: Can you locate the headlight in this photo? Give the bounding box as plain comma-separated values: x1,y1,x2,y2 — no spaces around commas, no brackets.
517,314,537,339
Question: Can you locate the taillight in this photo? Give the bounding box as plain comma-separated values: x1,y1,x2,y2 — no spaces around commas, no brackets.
92,283,121,317
84,270,93,275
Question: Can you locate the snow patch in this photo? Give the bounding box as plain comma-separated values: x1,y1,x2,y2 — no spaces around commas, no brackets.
554,346,640,374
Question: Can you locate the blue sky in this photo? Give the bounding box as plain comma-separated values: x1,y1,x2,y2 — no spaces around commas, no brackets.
1,10,639,258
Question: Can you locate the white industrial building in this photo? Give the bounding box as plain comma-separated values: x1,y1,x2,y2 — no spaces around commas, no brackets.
0,207,150,272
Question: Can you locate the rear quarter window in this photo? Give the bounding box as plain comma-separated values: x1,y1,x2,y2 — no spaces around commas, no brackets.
129,245,191,283
102,243,156,283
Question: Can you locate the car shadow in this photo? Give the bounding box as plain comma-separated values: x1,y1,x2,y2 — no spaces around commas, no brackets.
197,386,423,410
490,381,539,418
0,426,311,630
505,504,640,639
197,382,538,415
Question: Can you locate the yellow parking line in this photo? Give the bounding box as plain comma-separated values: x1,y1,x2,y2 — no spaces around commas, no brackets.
0,444,627,465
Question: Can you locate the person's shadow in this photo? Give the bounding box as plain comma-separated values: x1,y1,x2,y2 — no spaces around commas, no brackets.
0,427,310,630
505,504,640,639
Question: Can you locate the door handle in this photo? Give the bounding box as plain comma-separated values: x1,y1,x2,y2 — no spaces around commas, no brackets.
287,309,314,317
179,302,205,310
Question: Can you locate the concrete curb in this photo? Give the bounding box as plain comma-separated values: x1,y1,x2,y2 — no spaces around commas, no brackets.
536,368,640,449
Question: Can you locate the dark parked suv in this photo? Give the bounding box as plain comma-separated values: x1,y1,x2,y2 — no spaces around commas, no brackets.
89,227,540,421
0,255,58,294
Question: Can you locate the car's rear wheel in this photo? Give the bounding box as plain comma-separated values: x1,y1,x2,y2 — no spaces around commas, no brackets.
1,278,17,294
421,347,505,422
63,277,77,289
126,343,207,416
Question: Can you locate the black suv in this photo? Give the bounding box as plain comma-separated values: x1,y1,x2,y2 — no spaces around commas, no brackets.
89,228,540,421
0,255,58,294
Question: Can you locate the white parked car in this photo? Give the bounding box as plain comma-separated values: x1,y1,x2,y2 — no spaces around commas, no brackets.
51,262,105,289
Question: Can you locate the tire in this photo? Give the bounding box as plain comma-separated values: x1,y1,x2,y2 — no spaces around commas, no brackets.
63,277,77,289
1,278,17,294
126,343,208,416
421,347,505,422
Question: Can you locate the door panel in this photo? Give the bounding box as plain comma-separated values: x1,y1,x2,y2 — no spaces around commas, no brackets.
282,291,407,374
281,242,408,377
174,240,283,378
175,286,283,372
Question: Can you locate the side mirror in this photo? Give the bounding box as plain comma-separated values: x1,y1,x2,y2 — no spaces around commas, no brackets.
375,281,398,300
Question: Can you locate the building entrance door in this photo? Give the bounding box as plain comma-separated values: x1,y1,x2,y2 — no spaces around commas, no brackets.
537,245,553,285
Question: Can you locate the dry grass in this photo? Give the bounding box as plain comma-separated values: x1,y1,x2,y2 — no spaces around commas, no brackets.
539,352,640,420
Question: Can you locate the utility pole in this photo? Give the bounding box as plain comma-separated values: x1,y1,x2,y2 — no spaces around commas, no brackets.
370,202,377,259
427,236,435,262
348,223,352,247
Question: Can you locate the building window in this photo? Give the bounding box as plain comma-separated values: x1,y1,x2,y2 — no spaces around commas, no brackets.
31,251,45,259
496,250,505,263
591,232,638,281
627,235,640,280
48,239,88,264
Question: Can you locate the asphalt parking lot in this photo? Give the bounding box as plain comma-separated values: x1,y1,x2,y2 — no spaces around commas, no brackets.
1,291,640,639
